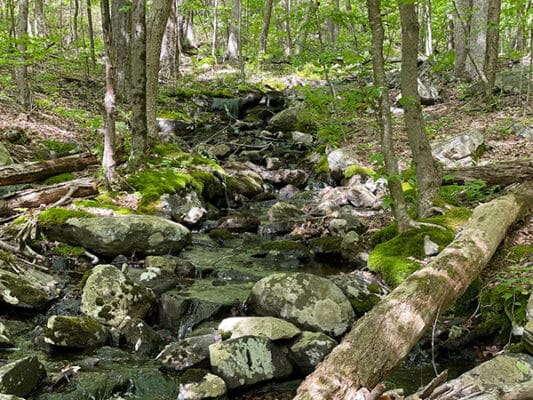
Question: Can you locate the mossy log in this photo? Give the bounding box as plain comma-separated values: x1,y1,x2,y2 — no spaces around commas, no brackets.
295,181,533,400
443,159,533,186
0,178,97,216
0,152,97,186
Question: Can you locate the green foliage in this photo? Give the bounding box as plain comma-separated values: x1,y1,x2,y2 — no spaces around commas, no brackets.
53,244,86,257
42,173,75,185
74,199,135,215
42,140,80,156
344,165,375,179
127,168,198,204
38,208,94,230
440,180,502,206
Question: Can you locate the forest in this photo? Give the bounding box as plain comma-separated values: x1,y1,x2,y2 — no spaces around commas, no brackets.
0,0,532,399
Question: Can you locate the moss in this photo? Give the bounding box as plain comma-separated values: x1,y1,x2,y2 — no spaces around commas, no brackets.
314,155,329,175
180,368,209,384
370,223,398,246
0,272,50,306
11,215,28,225
153,144,182,158
53,244,86,257
344,165,375,179
42,172,75,185
128,168,196,204
38,207,94,230
450,279,482,315
261,240,308,253
42,139,79,156
421,207,472,231
74,199,135,215
309,236,343,255
79,270,93,290
368,225,455,287
208,228,234,241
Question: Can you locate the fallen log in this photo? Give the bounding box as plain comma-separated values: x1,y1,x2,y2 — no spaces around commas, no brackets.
0,178,98,216
443,159,533,186
0,153,98,186
294,181,533,400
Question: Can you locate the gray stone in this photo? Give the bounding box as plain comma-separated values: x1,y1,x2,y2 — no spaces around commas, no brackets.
431,130,485,167
159,191,208,226
347,184,382,209
118,317,163,356
157,333,219,372
289,331,337,373
527,293,533,320
268,107,301,133
0,356,46,397
218,317,301,340
291,131,314,146
127,263,179,296
0,142,13,166
218,212,260,233
209,335,292,389
340,231,366,265
44,315,109,349
0,321,14,348
511,123,533,140
0,267,59,310
247,272,355,336
278,184,299,201
496,66,531,94
524,321,533,355
431,353,533,399
42,214,192,257
264,169,309,188
0,394,25,400
81,264,155,327
178,371,227,400
327,148,359,181
328,271,389,315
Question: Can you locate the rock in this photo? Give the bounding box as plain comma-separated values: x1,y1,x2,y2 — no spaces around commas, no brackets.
225,170,264,202
496,66,531,94
209,335,292,389
268,107,301,133
264,169,309,188
309,236,342,258
127,259,179,296
207,143,231,159
0,394,25,400
118,317,163,356
417,78,440,105
431,130,484,167
527,293,533,320
43,215,192,257
247,272,355,336
278,184,299,201
0,267,59,310
157,118,194,136
218,212,260,233
0,356,46,397
145,255,196,278
218,317,301,340
328,271,389,315
347,184,382,209
424,235,439,256
288,331,337,374
178,370,227,400
0,321,14,348
2,126,29,145
511,122,533,140
81,264,155,327
259,240,311,268
327,148,359,181
291,131,314,146
44,315,109,349
523,321,533,355
340,231,366,265
159,191,208,226
157,333,219,372
432,353,533,399
264,201,305,234
0,142,13,166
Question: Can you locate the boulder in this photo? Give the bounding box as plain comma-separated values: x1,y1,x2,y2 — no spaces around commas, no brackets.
218,212,260,233
328,271,389,315
127,258,180,296
0,142,13,166
495,65,531,94
291,131,314,146
0,267,59,310
177,370,227,400
327,148,359,181
264,169,310,188
309,236,343,258
523,321,533,355
258,240,310,268
340,231,366,265
157,333,219,372
44,315,109,349
431,130,484,167
218,317,301,340
0,321,14,348
0,356,46,397
81,264,155,327
268,107,301,133
145,255,196,278
288,331,337,374
118,317,163,356
247,272,355,336
158,191,208,227
209,335,292,389
43,215,191,257
347,184,382,209
511,122,533,140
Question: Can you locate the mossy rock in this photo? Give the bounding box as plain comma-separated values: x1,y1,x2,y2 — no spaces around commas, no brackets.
44,315,109,348
38,207,94,230
368,225,455,287
344,165,375,179
41,172,75,185
74,198,135,215
309,236,343,256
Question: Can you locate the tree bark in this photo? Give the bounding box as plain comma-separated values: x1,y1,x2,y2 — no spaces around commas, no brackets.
259,0,273,54
34,0,48,37
0,153,97,186
295,181,533,400
443,160,533,186
0,178,98,216
146,0,173,140
86,0,96,71
15,0,30,111
465,0,488,81
367,0,412,233
111,0,131,102
226,0,241,62
129,0,148,171
400,1,441,218
453,0,470,79
211,0,218,58
483,0,501,101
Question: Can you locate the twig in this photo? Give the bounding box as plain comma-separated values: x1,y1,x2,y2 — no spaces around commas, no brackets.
431,302,443,376
50,184,79,208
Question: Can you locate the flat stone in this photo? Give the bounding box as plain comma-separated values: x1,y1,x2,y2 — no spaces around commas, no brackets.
44,315,109,349
0,356,46,397
218,317,301,340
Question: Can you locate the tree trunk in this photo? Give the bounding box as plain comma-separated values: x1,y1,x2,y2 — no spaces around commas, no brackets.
34,0,47,37
129,0,148,171
111,0,131,102
15,0,30,111
0,178,98,217
453,0,470,79
100,0,118,186
259,0,273,54
160,0,177,80
366,0,412,233
400,1,441,218
295,181,533,400
86,0,96,71
0,153,97,186
483,0,501,102
72,0,79,45
211,0,218,57
465,0,488,81
283,0,292,57
423,0,432,56
146,0,173,140
226,0,241,62
443,160,533,186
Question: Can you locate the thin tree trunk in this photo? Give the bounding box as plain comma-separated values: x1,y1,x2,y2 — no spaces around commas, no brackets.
111,0,131,102
465,0,488,81
423,0,432,56
100,0,117,186
211,0,218,58
283,0,292,57
453,0,470,78
34,0,47,37
259,0,273,54
146,0,173,140
400,2,441,218
366,0,412,233
483,0,501,102
160,0,177,80
295,181,533,400
129,0,148,171
226,0,240,62
15,0,30,112
86,0,95,71
73,0,79,44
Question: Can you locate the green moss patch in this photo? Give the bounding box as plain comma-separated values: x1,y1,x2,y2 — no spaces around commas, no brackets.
74,199,135,215
38,207,94,230
52,244,86,257
344,165,375,179
42,172,75,185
